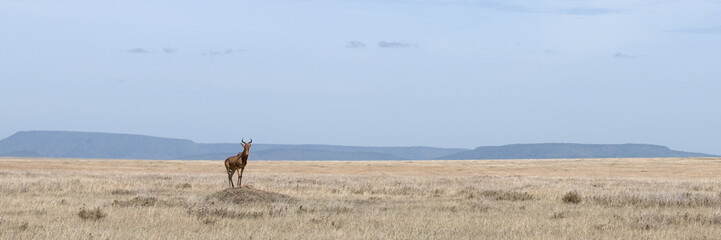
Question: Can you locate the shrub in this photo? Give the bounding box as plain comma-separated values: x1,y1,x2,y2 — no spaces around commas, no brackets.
482,190,533,201
113,197,158,207
18,221,29,231
78,206,106,221
110,189,133,195
562,191,582,204
551,211,567,219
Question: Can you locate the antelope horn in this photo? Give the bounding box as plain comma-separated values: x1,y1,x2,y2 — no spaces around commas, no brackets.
241,138,246,144
248,138,252,144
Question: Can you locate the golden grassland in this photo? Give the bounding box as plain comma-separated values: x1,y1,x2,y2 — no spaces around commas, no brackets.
2,157,721,239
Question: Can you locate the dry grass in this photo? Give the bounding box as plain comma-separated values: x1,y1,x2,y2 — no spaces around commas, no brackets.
77,206,106,221
562,191,582,204
2,157,720,178
1,157,721,239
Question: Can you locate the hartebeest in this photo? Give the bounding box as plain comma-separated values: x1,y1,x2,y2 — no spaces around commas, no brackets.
225,138,252,188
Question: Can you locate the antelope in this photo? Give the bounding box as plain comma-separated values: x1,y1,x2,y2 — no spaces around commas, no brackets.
224,138,252,188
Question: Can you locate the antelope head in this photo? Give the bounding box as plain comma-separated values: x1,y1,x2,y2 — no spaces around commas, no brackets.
241,138,253,151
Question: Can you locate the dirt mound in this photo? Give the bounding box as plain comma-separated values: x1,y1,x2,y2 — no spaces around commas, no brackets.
208,187,296,204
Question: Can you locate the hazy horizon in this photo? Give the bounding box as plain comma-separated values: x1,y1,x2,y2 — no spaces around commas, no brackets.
1,127,717,156
2,1,719,155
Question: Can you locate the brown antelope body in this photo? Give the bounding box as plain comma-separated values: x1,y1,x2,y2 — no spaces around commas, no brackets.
224,138,252,188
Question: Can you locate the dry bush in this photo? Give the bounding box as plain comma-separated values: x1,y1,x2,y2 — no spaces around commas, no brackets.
175,183,192,189
113,196,159,207
18,221,29,231
110,188,133,195
456,186,534,201
551,211,567,219
481,189,533,201
77,206,105,221
468,201,491,212
207,187,297,204
295,202,353,214
331,220,343,229
562,191,582,204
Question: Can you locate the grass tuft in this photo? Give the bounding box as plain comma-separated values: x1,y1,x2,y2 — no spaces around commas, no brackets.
18,221,29,231
78,206,106,221
110,189,133,195
482,190,533,201
113,196,158,207
551,211,567,219
562,191,582,204
207,187,297,204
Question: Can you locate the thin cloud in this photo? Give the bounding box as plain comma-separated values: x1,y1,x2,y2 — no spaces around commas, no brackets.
544,49,558,54
163,48,178,54
425,0,539,13
614,52,641,59
672,26,721,34
376,1,628,16
126,48,148,54
559,8,617,16
378,41,418,48
467,1,537,13
346,41,367,48
203,49,245,56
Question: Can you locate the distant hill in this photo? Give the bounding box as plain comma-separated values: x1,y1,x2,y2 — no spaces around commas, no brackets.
0,131,466,160
0,131,716,160
0,131,199,159
437,143,717,160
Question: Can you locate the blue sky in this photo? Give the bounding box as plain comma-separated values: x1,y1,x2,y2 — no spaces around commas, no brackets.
1,0,719,154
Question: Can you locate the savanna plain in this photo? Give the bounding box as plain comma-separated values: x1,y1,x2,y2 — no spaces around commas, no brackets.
2,157,721,239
